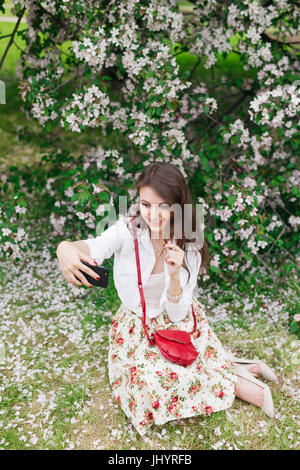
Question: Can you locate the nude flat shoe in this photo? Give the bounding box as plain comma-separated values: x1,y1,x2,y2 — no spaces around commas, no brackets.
234,363,275,418
227,352,278,383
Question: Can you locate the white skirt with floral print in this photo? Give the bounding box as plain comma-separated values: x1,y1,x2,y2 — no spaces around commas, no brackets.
108,296,237,436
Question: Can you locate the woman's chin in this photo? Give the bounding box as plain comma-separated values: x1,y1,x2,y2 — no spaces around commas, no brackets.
147,219,163,228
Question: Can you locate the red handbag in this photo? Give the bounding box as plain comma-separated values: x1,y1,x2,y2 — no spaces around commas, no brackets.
131,217,198,366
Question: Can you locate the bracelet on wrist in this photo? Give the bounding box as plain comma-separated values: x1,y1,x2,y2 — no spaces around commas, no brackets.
167,286,183,301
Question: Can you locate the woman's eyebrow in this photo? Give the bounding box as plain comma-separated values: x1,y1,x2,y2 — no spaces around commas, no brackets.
140,199,166,204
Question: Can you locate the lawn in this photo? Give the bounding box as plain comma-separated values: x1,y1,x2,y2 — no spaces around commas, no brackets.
0,246,299,450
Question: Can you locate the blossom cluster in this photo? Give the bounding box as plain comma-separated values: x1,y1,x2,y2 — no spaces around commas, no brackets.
0,0,298,281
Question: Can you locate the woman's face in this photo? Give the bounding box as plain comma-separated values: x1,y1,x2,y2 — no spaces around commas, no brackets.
139,186,172,238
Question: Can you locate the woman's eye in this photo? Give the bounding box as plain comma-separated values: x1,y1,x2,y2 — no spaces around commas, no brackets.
141,203,169,209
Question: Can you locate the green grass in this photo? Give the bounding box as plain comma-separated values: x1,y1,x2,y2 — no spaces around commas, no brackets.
0,21,27,74
0,246,299,450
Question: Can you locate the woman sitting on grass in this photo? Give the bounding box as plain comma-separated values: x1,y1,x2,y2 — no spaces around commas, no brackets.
56,162,278,437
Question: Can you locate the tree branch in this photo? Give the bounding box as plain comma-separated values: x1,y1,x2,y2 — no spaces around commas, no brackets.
217,272,245,297
254,251,284,284
0,6,26,72
262,31,300,46
226,219,284,284
0,33,13,40
189,89,252,144
223,89,253,117
49,72,79,93
13,39,25,53
189,58,201,80
263,225,287,256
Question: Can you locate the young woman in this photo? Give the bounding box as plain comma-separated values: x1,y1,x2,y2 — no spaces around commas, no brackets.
56,162,278,437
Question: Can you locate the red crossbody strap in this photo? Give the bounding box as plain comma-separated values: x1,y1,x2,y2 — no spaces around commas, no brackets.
131,218,155,346
130,217,197,343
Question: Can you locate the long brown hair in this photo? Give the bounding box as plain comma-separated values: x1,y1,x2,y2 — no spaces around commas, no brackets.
126,162,210,283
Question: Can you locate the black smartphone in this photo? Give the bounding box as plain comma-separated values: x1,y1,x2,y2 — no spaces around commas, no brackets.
77,261,110,288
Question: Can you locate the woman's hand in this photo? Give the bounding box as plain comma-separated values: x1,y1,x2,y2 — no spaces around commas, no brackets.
56,241,100,288
164,241,185,278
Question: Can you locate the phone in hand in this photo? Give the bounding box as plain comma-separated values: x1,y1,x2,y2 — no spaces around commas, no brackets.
77,261,110,288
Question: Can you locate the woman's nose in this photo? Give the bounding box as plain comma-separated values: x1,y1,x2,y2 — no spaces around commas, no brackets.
150,206,160,218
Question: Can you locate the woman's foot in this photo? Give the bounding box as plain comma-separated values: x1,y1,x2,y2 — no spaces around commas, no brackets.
237,363,262,377
229,354,278,383
234,363,275,417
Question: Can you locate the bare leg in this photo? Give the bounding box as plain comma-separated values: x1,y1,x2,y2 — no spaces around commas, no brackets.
235,374,264,408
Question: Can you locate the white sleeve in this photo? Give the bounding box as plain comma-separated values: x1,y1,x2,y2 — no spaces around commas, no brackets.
165,250,201,322
82,218,124,265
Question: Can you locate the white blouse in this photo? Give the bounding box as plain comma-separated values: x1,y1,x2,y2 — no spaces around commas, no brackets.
82,214,202,322
142,271,165,315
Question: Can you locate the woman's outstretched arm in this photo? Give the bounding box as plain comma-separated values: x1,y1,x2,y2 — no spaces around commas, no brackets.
56,239,99,288
57,217,125,288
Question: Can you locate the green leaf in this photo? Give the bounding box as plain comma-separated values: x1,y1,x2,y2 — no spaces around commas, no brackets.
145,71,154,78
209,265,219,274
227,195,236,207
147,108,154,118
99,191,110,202
181,70,191,79
277,175,285,182
290,321,300,334
94,183,110,192
78,190,90,202
199,154,210,172
166,61,173,73
283,262,295,274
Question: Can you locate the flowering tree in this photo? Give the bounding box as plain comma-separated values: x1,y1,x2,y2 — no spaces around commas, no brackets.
0,0,299,292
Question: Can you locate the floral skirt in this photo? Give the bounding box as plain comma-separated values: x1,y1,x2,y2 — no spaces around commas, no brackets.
108,296,237,436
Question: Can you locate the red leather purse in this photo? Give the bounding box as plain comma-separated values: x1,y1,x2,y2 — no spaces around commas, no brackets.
131,217,198,366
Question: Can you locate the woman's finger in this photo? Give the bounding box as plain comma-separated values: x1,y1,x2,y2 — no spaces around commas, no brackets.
68,272,84,287
76,260,101,281
164,243,179,251
80,253,98,266
73,269,93,288
79,254,99,269
166,250,180,259
165,243,184,256
166,251,184,267
166,254,178,265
